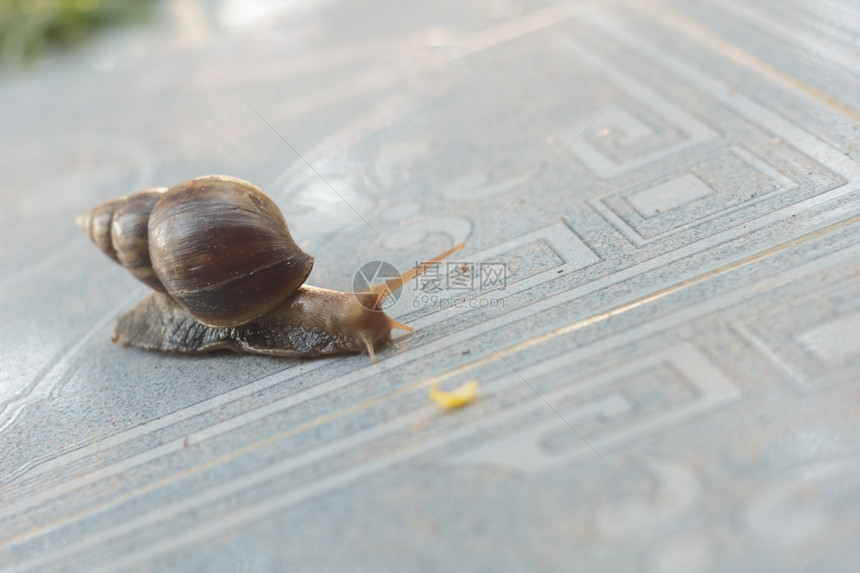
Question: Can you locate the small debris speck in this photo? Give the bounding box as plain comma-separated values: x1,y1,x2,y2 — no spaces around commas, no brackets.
429,380,479,409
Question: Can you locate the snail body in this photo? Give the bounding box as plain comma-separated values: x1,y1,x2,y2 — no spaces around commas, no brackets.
115,286,395,358
78,175,463,361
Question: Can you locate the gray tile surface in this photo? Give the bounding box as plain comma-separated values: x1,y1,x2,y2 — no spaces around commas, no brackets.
1,0,859,571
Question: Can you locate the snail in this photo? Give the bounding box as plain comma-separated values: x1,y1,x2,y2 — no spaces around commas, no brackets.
77,175,463,361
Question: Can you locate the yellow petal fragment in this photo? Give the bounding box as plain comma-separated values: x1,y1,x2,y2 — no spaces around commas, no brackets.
429,380,479,409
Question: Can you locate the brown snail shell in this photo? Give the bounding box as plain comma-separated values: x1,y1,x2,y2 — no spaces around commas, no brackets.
113,188,169,292
79,174,465,361
77,175,314,328
76,187,168,292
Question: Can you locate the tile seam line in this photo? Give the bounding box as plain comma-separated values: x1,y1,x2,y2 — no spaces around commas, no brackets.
626,0,860,123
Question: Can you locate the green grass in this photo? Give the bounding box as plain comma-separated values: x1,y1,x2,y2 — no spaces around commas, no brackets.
0,0,153,66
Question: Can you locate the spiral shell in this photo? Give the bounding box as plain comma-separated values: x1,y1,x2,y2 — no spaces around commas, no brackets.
76,187,168,292
77,175,314,328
